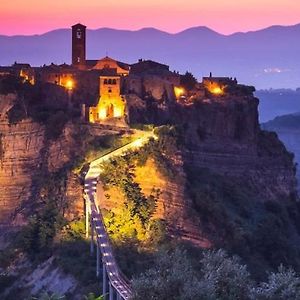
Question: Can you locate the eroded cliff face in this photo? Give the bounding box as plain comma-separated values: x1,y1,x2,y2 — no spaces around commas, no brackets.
0,94,84,225
178,95,297,202
134,159,211,247
0,95,45,224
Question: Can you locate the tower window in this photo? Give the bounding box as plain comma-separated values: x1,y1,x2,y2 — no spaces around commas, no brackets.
77,57,80,63
77,30,82,39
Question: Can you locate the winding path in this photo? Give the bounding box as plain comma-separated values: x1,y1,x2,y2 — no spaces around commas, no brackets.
84,130,155,300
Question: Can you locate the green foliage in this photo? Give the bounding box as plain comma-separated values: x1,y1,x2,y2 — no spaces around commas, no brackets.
2,76,79,140
44,111,68,140
180,72,197,91
101,154,159,225
186,165,300,278
132,248,202,300
83,293,104,300
72,131,134,174
55,240,99,293
132,248,300,300
55,219,99,294
31,292,66,300
200,249,253,300
18,199,65,258
134,125,181,179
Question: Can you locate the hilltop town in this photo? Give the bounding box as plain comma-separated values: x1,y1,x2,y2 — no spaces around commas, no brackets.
0,23,254,128
0,23,299,300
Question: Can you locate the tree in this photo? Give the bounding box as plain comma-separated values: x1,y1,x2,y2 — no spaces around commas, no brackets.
84,293,104,300
31,292,65,300
180,72,197,91
132,248,204,300
251,265,300,300
199,249,253,300
132,248,254,300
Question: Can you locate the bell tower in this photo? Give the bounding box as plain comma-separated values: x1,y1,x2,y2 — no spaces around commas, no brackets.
72,23,86,68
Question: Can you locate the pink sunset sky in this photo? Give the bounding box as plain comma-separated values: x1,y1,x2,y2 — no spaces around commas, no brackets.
1,0,300,35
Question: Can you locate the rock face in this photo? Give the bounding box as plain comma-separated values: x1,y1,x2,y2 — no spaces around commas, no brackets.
0,94,83,225
180,96,297,202
135,159,211,247
0,95,45,224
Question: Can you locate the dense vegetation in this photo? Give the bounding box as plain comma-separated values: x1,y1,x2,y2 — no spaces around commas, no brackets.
185,166,300,278
0,75,79,140
99,126,181,277
132,248,300,300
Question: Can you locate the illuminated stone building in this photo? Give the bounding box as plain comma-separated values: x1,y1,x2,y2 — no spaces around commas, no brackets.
0,63,35,84
36,64,77,88
203,74,238,95
89,72,126,125
0,23,187,127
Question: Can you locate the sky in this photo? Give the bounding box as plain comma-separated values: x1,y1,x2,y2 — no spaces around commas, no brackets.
1,0,300,35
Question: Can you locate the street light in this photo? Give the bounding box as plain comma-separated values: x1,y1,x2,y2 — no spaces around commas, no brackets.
66,79,74,90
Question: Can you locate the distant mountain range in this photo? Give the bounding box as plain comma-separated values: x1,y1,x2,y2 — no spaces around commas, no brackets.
1,24,300,89
256,89,300,122
262,113,300,191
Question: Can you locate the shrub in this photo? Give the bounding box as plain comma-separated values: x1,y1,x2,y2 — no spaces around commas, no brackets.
200,249,253,300
251,265,300,300
18,199,65,258
132,248,202,300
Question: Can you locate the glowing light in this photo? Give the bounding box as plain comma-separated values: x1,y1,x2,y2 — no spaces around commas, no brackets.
66,80,74,90
113,106,123,118
132,139,144,148
99,108,107,120
174,86,185,99
211,86,223,95
205,82,225,96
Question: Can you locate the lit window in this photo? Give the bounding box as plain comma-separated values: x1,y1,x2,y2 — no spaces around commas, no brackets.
77,57,80,63
77,30,81,39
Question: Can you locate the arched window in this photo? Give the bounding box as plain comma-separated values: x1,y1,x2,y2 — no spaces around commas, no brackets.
108,79,112,85
77,30,82,39
104,79,108,84
112,79,117,85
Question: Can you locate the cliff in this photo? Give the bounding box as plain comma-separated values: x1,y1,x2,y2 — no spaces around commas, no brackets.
0,94,45,224
1,84,299,289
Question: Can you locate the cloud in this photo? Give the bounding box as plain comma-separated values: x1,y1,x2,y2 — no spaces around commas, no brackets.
263,68,291,74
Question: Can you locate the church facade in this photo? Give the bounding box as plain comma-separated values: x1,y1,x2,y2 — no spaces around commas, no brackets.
71,23,129,125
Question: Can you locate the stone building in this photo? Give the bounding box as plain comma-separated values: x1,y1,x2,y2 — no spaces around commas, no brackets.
89,71,127,126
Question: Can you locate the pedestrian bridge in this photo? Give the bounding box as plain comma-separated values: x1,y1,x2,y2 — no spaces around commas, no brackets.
84,131,155,300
